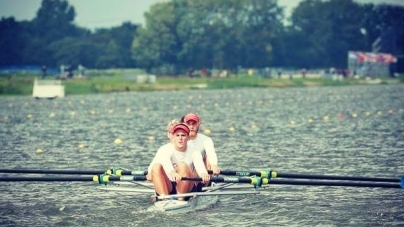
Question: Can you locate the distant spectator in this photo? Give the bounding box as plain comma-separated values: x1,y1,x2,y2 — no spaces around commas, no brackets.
345,68,350,77
65,65,73,79
301,68,307,78
60,64,65,78
78,64,86,78
188,67,194,78
41,65,47,79
201,67,207,77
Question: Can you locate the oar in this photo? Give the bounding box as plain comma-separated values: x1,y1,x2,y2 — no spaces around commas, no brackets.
207,170,401,183
1,168,400,184
182,176,403,189
0,174,148,183
0,168,146,176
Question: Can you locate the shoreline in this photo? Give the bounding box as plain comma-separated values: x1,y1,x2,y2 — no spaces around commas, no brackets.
0,75,403,96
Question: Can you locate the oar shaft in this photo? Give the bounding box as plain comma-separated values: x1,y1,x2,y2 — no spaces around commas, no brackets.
208,170,400,183
182,176,402,189
0,175,147,182
0,169,147,176
0,176,96,181
0,169,105,175
271,179,402,188
275,173,400,183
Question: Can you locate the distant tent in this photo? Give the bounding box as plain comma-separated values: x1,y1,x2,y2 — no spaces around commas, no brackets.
348,51,397,78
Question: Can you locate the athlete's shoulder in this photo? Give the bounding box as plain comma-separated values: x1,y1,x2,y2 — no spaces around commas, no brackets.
197,133,211,140
157,142,174,152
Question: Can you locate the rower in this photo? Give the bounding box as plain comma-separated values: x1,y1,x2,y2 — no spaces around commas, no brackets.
147,123,210,199
181,113,221,176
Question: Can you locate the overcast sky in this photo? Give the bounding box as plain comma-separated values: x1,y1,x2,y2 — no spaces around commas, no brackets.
0,0,403,30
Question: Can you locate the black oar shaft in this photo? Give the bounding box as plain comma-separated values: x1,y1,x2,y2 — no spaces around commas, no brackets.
0,176,96,181
0,175,147,182
0,169,146,176
183,176,255,184
182,176,402,189
275,173,400,183
208,170,400,183
0,169,105,175
271,179,402,188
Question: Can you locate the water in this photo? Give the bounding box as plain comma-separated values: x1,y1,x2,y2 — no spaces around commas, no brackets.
0,85,403,227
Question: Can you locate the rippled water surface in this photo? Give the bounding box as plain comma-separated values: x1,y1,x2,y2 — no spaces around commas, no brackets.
1,85,403,227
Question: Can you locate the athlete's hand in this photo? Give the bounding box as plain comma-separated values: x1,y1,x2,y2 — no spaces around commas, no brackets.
146,174,152,181
171,171,182,182
200,173,211,184
211,165,220,175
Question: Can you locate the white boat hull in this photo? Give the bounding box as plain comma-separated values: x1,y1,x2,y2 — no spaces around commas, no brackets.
148,195,220,213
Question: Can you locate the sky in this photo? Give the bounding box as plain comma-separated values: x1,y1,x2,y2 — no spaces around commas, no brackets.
0,0,403,30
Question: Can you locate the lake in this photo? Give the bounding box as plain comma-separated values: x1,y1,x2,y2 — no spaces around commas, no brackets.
0,84,403,227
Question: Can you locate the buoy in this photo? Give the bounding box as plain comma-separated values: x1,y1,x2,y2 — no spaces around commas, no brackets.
148,136,155,141
78,144,86,149
49,112,55,118
290,120,296,125
308,118,314,123
352,112,358,118
114,138,123,144
27,114,34,119
204,129,212,135
36,148,43,153
323,116,329,121
229,127,235,132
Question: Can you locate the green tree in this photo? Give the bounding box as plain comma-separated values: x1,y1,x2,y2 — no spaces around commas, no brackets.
132,0,284,73
288,0,367,68
0,18,29,66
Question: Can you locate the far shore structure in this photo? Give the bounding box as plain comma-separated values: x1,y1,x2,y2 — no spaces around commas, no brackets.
348,51,397,78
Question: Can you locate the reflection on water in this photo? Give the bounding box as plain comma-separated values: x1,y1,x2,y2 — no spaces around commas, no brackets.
1,85,403,227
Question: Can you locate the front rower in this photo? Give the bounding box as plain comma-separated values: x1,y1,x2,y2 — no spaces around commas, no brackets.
148,123,210,198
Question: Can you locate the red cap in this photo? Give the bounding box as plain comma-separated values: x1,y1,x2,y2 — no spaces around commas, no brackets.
170,123,190,134
183,113,200,123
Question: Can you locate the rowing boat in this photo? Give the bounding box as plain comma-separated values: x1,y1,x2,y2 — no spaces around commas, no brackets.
100,181,260,213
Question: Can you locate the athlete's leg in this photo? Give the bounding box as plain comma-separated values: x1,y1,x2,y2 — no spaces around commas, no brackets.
150,163,173,195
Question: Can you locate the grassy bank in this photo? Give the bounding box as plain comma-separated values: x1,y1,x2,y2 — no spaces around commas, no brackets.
0,69,403,96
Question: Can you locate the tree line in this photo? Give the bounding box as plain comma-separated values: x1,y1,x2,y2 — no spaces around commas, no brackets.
1,0,403,75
